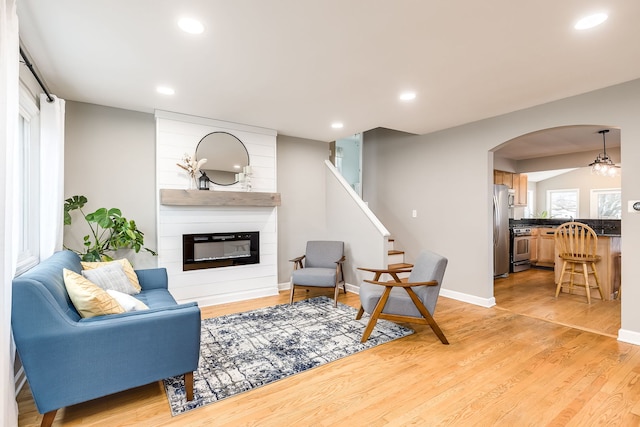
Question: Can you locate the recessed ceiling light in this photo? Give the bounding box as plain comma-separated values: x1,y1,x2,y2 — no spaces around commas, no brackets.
178,17,204,34
574,13,608,30
156,86,175,95
399,92,417,101
331,122,344,129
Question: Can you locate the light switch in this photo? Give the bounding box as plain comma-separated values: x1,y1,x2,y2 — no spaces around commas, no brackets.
412,210,417,218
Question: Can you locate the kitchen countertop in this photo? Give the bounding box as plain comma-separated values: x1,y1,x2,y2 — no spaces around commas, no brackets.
510,218,621,237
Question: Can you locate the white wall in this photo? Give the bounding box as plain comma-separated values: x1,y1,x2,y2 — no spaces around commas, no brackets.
155,111,279,305
362,78,640,343
535,167,621,218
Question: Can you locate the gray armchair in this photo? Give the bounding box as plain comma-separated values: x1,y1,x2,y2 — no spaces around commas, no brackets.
289,241,346,307
356,250,449,344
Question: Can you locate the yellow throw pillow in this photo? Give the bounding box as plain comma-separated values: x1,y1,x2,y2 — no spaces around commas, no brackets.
63,268,125,318
81,258,141,293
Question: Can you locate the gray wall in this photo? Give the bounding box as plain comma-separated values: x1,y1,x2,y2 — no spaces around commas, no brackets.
276,134,329,283
361,78,640,339
64,102,157,268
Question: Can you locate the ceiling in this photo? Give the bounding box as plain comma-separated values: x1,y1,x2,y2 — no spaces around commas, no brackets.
16,1,640,146
495,125,621,161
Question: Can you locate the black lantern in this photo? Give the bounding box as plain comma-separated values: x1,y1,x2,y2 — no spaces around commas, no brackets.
198,171,210,190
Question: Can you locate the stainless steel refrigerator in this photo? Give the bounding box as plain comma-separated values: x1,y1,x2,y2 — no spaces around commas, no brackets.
493,184,510,277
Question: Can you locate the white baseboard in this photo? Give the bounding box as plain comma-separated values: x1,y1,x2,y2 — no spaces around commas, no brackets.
278,282,359,294
14,367,26,396
618,329,640,345
181,287,280,307
278,282,360,294
278,282,495,307
440,288,496,308
277,281,291,291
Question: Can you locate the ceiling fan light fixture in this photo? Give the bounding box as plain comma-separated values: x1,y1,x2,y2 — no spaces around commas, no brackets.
589,129,620,176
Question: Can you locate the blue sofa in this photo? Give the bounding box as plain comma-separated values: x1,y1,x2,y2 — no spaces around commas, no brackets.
11,250,201,427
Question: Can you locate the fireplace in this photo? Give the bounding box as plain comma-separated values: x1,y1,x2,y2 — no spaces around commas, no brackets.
183,232,259,271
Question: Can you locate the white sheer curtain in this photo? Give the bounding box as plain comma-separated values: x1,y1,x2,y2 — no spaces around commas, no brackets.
1,0,21,425
40,94,65,259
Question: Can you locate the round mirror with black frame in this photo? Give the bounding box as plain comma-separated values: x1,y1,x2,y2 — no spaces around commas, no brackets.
195,131,249,186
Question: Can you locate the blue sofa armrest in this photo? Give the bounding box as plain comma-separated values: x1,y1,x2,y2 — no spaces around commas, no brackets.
135,267,169,290
18,300,201,414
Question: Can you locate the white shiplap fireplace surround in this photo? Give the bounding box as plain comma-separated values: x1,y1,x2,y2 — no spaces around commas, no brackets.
155,111,279,306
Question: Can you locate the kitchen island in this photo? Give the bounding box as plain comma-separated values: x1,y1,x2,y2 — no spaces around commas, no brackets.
511,219,621,300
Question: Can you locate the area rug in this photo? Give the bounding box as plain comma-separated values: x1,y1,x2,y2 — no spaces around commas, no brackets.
163,296,413,415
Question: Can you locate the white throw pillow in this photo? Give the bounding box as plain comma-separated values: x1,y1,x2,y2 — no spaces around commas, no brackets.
81,262,139,295
106,289,149,312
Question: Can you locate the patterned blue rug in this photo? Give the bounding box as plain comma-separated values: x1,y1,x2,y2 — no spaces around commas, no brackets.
163,296,414,415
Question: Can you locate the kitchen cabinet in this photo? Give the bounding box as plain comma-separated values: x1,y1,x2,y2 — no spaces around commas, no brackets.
535,228,556,267
529,228,538,263
494,170,513,188
514,173,528,206
493,170,527,206
554,235,621,300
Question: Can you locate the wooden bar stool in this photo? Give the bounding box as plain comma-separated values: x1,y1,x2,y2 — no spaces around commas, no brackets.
554,222,604,304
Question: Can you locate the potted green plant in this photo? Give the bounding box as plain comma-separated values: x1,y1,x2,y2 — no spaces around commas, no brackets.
63,195,157,262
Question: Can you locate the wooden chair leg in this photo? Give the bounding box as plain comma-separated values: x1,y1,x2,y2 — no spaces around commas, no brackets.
405,288,449,345
289,283,295,304
591,262,605,300
360,286,392,343
185,371,194,401
41,410,57,427
355,306,365,320
556,261,567,297
582,263,591,304
333,284,339,307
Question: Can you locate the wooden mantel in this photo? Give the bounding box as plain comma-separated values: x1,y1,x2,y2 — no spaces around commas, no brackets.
160,189,281,207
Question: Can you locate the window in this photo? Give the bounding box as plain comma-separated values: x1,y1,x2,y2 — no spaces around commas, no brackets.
547,189,579,219
590,188,621,219
16,86,40,275
524,189,535,218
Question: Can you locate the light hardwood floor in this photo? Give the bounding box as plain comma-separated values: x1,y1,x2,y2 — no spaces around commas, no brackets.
494,268,621,337
17,283,639,426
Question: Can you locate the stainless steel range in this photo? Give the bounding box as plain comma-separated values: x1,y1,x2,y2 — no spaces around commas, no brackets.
510,227,531,273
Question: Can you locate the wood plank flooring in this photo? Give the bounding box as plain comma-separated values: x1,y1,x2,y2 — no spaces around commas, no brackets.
17,283,638,426
494,268,621,337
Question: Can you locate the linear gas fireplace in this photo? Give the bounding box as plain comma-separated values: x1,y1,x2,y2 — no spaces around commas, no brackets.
183,231,259,271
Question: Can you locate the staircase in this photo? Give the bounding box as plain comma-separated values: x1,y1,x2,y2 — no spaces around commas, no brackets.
388,238,412,278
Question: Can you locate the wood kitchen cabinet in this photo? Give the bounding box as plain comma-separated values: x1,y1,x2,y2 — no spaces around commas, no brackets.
514,173,528,206
536,228,556,267
494,170,513,188
529,228,539,263
493,170,527,206
554,235,621,300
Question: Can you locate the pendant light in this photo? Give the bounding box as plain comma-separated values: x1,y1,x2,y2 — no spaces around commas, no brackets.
589,129,620,177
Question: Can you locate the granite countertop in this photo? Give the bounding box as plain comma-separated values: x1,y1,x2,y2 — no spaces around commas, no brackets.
510,218,621,237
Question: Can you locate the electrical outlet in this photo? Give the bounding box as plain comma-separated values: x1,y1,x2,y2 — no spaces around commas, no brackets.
629,200,640,213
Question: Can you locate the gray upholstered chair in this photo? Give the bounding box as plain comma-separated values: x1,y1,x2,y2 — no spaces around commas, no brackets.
289,241,346,307
356,250,449,344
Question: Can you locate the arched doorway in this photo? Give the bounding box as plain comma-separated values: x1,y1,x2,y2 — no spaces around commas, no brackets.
491,125,622,337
